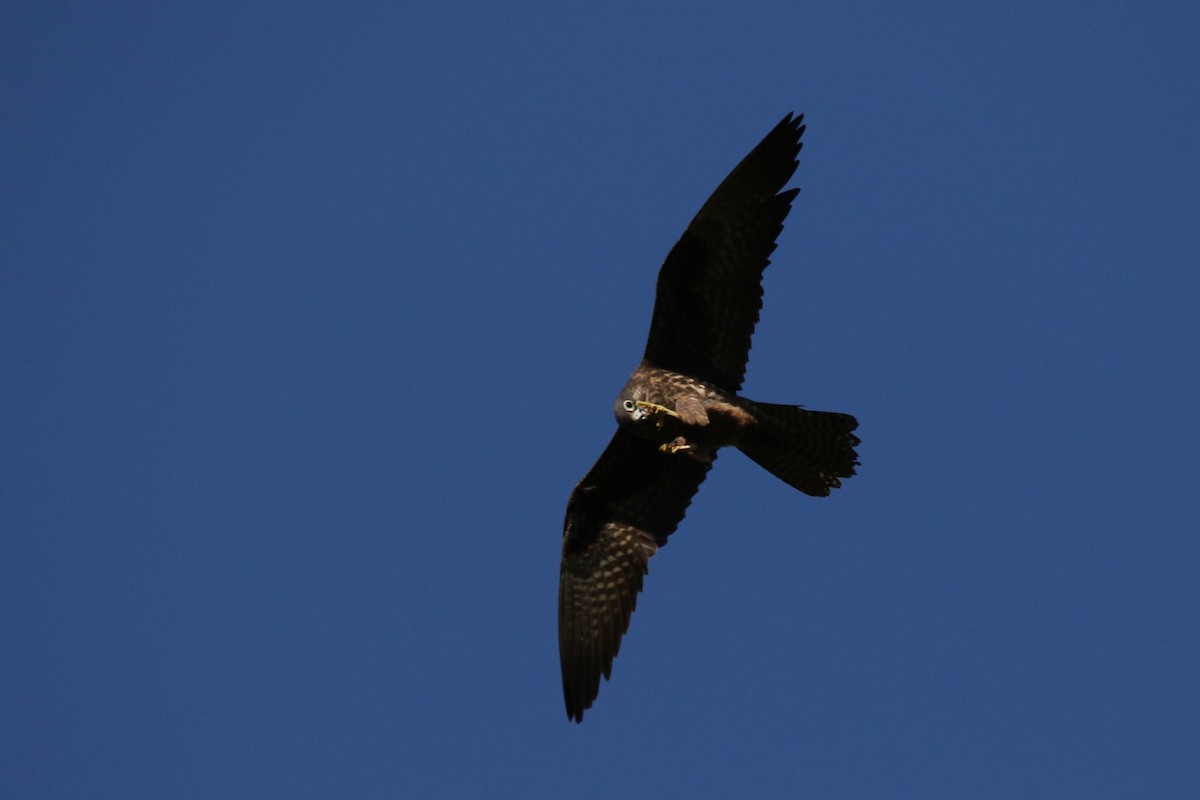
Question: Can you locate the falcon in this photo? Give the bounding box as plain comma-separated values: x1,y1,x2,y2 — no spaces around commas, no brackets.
558,113,859,722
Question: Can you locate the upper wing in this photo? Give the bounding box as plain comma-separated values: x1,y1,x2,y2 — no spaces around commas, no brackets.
558,429,713,722
643,113,805,391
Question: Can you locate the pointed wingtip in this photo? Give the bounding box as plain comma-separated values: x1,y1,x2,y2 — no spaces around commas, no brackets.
780,111,805,131
564,679,590,722
767,112,806,161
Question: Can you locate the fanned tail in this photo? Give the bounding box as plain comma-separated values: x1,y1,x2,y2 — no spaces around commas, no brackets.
737,402,860,496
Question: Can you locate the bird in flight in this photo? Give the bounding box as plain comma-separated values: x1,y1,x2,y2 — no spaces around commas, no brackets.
557,113,860,722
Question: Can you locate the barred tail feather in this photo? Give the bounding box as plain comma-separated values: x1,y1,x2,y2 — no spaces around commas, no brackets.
737,402,860,496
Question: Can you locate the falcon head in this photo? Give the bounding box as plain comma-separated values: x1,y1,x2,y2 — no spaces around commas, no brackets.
614,396,681,430
619,397,647,422
615,396,645,426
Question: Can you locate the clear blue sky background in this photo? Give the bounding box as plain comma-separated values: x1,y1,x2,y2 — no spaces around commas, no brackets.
4,3,1198,798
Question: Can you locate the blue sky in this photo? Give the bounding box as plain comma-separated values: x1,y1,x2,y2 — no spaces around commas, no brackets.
3,2,1198,797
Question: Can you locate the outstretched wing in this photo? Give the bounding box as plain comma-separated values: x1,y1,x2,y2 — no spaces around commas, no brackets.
558,429,713,722
643,113,805,391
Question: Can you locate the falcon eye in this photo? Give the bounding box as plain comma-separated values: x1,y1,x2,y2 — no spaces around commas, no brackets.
622,400,636,413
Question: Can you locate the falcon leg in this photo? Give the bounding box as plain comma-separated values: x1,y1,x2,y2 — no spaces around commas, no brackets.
633,400,680,419
633,400,682,431
658,436,715,463
658,436,689,454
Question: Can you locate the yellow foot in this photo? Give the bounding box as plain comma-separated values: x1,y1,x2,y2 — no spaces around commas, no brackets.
635,400,680,419
658,437,692,455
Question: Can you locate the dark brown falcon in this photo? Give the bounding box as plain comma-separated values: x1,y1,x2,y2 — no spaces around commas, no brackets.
558,113,860,722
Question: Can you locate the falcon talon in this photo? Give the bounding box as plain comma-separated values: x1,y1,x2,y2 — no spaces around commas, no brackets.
634,400,679,419
658,439,693,455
